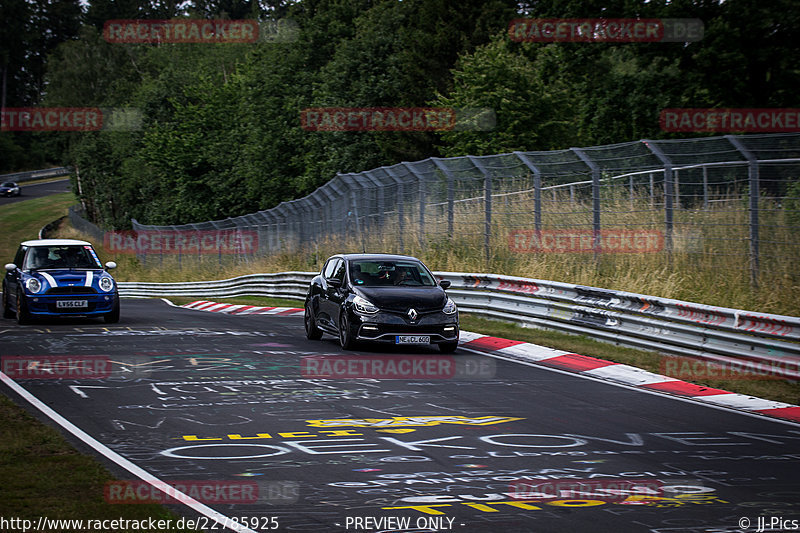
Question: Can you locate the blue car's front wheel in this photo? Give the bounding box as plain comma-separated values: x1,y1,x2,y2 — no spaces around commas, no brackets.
16,292,31,325
2,284,14,319
104,298,120,324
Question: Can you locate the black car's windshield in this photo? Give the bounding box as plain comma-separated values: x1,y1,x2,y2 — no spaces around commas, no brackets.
24,245,100,270
350,260,436,287
1,182,15,187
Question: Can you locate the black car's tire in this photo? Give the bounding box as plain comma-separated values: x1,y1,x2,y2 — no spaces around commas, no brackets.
304,303,322,340
339,311,355,350
104,298,120,324
2,285,15,319
16,293,31,325
439,340,459,354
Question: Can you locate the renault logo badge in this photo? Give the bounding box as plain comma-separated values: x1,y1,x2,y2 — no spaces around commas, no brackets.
407,308,418,321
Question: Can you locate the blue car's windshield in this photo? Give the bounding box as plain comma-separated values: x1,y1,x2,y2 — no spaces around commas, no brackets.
349,260,436,287
24,246,100,270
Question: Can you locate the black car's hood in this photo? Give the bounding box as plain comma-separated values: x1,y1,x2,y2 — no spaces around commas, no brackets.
355,286,447,312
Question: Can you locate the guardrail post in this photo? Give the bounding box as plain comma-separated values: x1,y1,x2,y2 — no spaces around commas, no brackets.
703,166,709,210
727,135,760,286
572,148,601,257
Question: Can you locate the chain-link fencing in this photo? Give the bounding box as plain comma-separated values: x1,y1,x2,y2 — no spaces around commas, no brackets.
75,133,800,289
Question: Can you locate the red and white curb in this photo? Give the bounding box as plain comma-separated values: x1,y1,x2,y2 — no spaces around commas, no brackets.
458,331,800,425
170,300,799,425
179,300,304,316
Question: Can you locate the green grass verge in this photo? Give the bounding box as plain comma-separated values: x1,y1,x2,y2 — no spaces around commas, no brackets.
0,192,74,259
0,396,194,531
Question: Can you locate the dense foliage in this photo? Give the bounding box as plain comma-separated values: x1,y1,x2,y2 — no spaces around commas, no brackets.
2,0,799,228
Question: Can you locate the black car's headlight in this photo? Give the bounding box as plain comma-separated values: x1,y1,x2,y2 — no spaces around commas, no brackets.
99,276,115,292
443,297,457,315
353,295,379,314
25,278,43,294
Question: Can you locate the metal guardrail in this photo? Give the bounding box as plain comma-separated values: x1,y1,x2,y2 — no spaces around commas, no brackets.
118,271,800,378
119,272,314,302
0,167,71,183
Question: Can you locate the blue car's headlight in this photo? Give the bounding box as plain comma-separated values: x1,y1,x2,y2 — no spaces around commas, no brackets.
98,276,114,292
353,295,379,314
443,297,457,315
25,278,43,294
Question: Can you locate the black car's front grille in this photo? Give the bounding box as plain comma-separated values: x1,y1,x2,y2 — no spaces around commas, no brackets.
47,286,97,295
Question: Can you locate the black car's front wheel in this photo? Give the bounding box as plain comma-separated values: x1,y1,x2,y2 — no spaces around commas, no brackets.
304,302,322,340
338,311,355,350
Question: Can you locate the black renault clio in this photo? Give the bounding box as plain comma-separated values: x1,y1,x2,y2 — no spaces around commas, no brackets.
304,254,459,352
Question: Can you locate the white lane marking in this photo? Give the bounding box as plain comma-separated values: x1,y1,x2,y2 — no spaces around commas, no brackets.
0,371,258,533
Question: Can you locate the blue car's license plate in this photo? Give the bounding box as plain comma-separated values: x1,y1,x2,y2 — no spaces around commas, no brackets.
56,300,88,309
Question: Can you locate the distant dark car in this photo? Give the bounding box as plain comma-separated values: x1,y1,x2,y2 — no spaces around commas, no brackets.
0,181,21,197
3,239,119,324
304,254,459,352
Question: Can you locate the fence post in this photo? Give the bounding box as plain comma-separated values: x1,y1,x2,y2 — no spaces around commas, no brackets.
402,162,427,251
703,165,709,210
514,152,542,233
432,158,455,237
467,156,492,267
572,148,601,258
384,166,405,253
726,135,760,286
643,140,674,257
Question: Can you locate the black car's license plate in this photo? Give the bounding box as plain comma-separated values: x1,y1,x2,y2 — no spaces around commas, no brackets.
56,300,88,309
395,335,430,344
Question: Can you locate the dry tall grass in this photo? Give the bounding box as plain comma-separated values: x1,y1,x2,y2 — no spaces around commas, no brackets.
54,187,800,316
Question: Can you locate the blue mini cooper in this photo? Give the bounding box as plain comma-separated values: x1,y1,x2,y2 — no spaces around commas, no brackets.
3,239,119,324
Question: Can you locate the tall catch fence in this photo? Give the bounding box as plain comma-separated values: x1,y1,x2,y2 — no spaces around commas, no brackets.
100,133,800,286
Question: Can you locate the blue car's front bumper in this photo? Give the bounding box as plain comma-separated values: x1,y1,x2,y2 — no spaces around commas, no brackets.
24,292,117,316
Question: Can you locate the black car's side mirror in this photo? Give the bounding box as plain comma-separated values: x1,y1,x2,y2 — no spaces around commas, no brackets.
326,277,343,288
439,279,451,289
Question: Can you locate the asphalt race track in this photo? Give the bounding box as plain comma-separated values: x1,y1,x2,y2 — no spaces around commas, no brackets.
0,178,71,205
2,298,800,533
